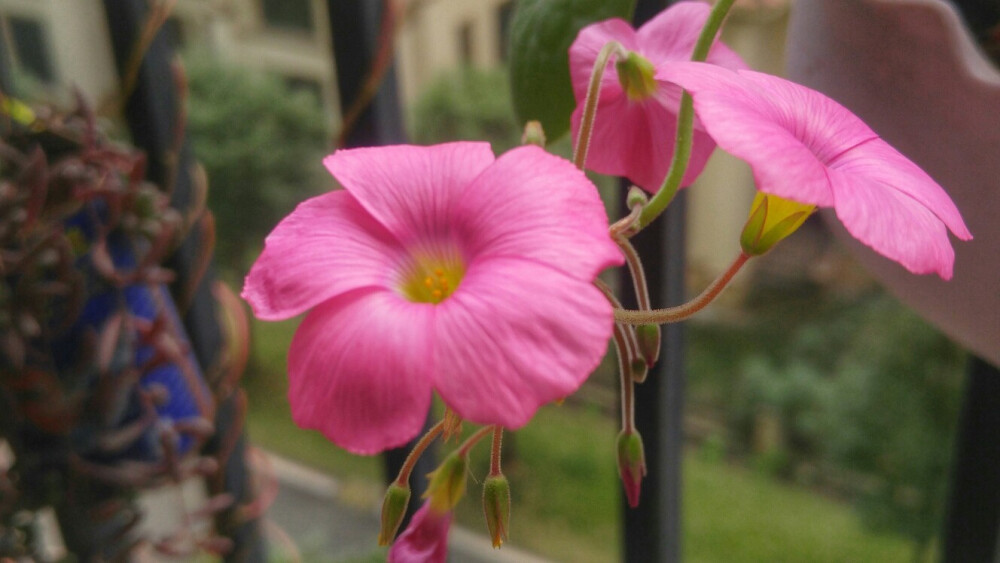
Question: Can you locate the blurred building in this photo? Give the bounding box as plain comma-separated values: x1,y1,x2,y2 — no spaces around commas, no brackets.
0,0,794,290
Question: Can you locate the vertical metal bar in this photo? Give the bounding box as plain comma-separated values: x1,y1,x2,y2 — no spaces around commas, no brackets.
942,356,1000,563
621,2,682,561
328,0,405,146
100,2,265,561
0,26,13,94
327,0,435,525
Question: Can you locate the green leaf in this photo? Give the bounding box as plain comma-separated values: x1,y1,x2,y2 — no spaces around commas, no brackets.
508,0,636,141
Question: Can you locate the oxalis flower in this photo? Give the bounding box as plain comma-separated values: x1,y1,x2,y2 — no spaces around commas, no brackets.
388,502,451,563
569,1,747,193
658,62,972,279
241,142,622,454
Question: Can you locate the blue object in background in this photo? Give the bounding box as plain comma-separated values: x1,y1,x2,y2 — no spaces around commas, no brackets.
56,206,212,461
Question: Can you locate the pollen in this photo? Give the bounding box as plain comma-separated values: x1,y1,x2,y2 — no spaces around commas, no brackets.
399,253,465,304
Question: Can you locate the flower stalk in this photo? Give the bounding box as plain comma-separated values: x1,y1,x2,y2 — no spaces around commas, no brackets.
614,251,750,325
393,420,444,487
573,40,626,170
638,0,738,229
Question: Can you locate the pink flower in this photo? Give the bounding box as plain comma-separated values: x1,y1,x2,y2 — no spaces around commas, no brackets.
387,502,452,563
241,142,622,454
658,62,972,279
569,1,746,193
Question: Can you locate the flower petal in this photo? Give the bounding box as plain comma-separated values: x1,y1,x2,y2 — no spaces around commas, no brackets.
323,142,495,243
433,257,614,428
242,190,401,320
569,18,639,102
659,62,837,205
829,164,956,279
453,145,622,280
829,138,972,241
287,289,434,454
574,88,715,192
636,1,743,70
388,502,451,563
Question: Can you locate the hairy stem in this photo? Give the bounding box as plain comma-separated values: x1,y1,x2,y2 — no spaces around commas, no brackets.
614,251,749,325
394,421,444,486
574,41,625,170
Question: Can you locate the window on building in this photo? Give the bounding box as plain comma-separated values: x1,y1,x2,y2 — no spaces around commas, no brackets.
497,0,514,62
261,0,313,33
458,22,474,65
6,15,55,83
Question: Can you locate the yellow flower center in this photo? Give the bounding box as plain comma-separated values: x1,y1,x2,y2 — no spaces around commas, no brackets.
399,254,465,304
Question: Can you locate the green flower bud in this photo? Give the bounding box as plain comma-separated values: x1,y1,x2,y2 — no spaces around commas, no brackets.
378,482,411,546
740,193,815,256
616,51,658,101
424,452,468,512
482,474,511,548
521,120,547,147
635,323,661,367
626,186,648,210
630,357,648,383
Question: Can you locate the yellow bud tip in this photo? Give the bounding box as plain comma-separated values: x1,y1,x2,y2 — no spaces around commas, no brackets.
521,120,547,146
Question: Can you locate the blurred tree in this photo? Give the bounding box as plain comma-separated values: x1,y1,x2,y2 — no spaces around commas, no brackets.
184,55,330,275
728,293,964,561
818,296,965,563
408,66,520,154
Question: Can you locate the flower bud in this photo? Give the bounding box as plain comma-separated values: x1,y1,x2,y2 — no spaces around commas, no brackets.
616,51,658,101
635,323,660,367
630,358,648,383
442,408,463,443
424,452,468,512
521,120,546,146
378,482,411,546
617,430,647,508
740,193,815,256
626,186,648,210
482,474,511,548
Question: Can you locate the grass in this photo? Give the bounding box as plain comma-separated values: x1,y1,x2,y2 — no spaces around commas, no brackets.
244,318,918,562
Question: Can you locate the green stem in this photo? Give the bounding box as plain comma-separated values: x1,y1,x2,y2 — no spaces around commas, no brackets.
595,278,642,363
394,421,444,486
637,0,737,229
574,41,625,170
614,251,749,325
615,236,651,311
459,424,496,457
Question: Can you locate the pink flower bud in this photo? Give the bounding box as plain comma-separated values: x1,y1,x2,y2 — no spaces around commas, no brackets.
388,501,452,563
617,430,647,508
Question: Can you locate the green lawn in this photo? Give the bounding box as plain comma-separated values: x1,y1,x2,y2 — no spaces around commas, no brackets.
244,318,918,562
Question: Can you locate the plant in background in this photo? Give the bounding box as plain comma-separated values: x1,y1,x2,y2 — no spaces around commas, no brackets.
0,96,246,559
184,55,329,275
409,67,521,155
817,296,964,562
